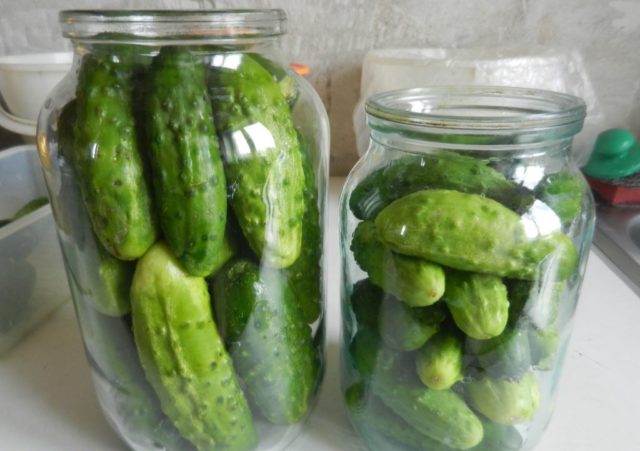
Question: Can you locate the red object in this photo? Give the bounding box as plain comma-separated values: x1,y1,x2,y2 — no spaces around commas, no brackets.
586,175,640,205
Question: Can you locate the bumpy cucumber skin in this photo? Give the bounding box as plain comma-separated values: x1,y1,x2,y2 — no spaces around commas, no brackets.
444,270,509,340
351,221,445,307
73,53,157,260
416,329,464,390
213,258,317,425
466,372,540,426
285,133,322,323
210,53,305,268
146,47,227,276
375,189,576,279
131,243,256,451
349,154,533,221
372,370,483,450
249,53,299,107
467,326,531,379
346,383,456,451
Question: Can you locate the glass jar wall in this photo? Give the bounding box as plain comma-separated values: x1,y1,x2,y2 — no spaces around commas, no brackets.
37,10,329,451
339,87,594,451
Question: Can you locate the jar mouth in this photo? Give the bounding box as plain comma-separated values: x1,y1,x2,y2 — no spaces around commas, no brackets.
366,86,586,146
59,9,286,42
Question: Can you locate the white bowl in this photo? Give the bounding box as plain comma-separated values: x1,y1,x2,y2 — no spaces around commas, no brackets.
0,52,73,137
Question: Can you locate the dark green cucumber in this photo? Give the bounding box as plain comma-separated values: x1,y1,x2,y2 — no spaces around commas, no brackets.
349,153,533,221
285,133,322,323
73,52,157,260
131,243,256,451
146,46,227,276
213,258,317,425
209,53,305,268
351,221,445,307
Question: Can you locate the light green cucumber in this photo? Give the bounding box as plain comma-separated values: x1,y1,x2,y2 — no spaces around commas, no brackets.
131,243,256,451
416,329,464,390
375,189,578,280
146,46,227,276
351,220,445,307
466,372,540,426
444,270,509,340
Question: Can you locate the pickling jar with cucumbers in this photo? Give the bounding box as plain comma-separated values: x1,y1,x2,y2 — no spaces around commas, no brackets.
37,10,329,451
340,87,595,451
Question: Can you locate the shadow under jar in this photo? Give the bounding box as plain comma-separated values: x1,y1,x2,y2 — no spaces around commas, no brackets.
339,86,595,451
37,9,329,451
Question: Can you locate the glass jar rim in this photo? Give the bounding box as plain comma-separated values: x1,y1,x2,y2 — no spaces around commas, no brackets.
365,86,586,134
59,9,286,41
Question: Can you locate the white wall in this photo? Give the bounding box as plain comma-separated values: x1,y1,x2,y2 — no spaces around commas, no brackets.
1,0,639,174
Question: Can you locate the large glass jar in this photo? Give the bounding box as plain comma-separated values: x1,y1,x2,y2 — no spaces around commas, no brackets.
37,10,329,451
340,87,594,451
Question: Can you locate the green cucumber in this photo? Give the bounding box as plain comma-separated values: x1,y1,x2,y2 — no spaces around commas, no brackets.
351,220,445,307
416,329,464,390
209,53,305,268
444,270,509,340
213,258,318,425
146,46,227,276
73,51,157,260
466,372,540,426
375,189,577,280
131,243,256,451
285,132,322,323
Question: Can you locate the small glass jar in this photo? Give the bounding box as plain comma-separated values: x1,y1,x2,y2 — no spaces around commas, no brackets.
37,10,329,451
339,87,594,451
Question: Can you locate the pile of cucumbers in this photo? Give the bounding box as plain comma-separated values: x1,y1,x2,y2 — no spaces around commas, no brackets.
344,153,586,450
56,45,322,451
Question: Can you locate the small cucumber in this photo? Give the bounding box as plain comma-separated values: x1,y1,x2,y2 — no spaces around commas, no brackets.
73,51,157,260
444,270,509,340
351,220,445,307
131,243,256,451
416,329,464,390
213,258,318,425
466,372,540,426
146,46,227,276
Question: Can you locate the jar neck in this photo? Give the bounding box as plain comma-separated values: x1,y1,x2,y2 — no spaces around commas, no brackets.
369,126,575,163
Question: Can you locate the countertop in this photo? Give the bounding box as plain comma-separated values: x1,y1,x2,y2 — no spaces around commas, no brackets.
1,177,639,451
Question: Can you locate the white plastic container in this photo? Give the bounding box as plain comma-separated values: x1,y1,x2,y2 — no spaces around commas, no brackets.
0,145,69,355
